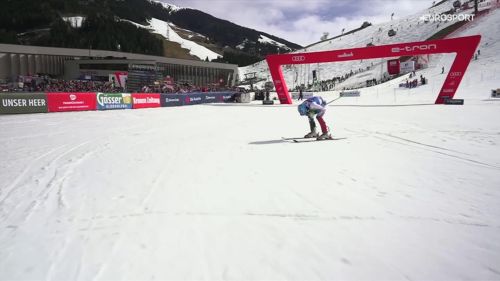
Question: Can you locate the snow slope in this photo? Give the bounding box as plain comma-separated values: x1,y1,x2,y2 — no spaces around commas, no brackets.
124,18,221,61
239,0,496,90
282,7,500,106
1,3,500,281
1,90,500,280
259,35,291,51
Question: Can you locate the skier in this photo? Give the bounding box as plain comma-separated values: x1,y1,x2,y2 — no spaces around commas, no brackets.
297,96,332,140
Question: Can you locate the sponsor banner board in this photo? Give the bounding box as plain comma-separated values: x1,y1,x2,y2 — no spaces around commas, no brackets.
131,93,161,109
203,93,220,104
47,92,97,112
0,92,48,114
290,91,313,99
387,59,401,75
400,61,416,74
160,94,184,107
183,93,205,105
219,93,235,102
96,93,132,110
340,91,361,97
444,98,464,105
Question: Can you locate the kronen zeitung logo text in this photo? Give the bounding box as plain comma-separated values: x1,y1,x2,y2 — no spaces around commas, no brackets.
134,97,160,104
420,13,475,22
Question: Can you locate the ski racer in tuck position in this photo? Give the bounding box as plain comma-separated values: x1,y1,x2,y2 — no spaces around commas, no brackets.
297,96,332,140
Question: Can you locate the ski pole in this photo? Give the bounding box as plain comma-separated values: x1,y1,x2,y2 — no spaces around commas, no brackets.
326,96,342,105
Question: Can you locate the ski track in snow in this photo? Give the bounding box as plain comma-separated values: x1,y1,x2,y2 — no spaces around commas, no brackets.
348,128,500,170
2,103,500,280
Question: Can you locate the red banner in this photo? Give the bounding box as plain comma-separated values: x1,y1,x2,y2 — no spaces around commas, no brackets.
387,59,401,75
132,93,161,109
47,92,97,112
266,35,481,104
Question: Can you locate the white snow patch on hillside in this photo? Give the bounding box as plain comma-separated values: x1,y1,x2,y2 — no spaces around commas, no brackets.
149,18,221,61
259,35,291,50
62,16,85,28
150,0,182,11
122,18,221,61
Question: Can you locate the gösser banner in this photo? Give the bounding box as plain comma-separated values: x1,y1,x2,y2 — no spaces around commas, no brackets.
47,92,97,112
266,35,481,104
97,93,133,110
0,92,48,114
131,93,161,109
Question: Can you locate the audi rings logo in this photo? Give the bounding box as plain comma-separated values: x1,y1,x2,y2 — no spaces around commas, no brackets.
450,72,462,77
292,55,305,62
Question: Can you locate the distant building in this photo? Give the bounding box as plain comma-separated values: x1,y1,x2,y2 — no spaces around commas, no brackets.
0,44,238,91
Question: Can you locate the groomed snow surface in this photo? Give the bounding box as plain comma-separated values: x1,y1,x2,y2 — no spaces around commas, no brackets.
2,2,500,280
1,90,500,280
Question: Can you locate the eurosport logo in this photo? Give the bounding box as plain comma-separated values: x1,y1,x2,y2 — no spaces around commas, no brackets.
420,14,475,23
391,44,437,53
292,55,305,62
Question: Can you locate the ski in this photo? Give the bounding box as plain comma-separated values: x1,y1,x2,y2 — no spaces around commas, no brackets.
282,137,347,142
281,137,312,140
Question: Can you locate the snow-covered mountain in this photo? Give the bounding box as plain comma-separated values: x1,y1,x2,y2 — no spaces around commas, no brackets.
1,0,302,65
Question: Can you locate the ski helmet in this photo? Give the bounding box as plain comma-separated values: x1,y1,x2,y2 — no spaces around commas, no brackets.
298,103,308,116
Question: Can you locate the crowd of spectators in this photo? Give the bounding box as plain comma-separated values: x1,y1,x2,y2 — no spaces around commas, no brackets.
400,72,428,89
2,75,122,93
294,62,430,92
139,80,238,94
294,65,376,92
1,75,237,94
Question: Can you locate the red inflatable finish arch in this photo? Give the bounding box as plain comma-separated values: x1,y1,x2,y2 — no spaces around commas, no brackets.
266,35,481,104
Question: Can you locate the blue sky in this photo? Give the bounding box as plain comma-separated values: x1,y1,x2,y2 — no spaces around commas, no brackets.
160,0,435,46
